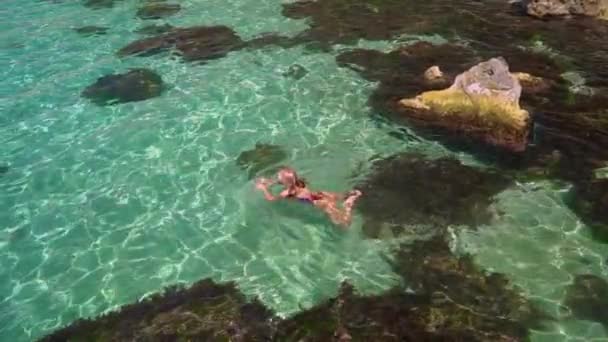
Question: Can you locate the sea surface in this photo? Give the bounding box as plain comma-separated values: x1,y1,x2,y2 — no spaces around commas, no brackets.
1,0,607,341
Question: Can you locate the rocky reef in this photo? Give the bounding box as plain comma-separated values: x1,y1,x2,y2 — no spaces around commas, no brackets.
39,235,551,342
355,152,512,239
81,68,163,105
563,274,608,328
39,279,276,341
400,58,530,152
236,143,288,179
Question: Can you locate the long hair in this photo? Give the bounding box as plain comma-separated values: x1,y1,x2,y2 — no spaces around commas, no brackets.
279,167,307,188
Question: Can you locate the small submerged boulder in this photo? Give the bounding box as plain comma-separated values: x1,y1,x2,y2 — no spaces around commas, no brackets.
515,0,608,19
0,165,9,177
136,2,181,19
236,143,287,179
73,26,108,36
564,274,608,327
134,23,175,36
400,57,531,152
81,68,163,105
283,64,309,80
83,0,121,9
118,26,244,62
355,153,512,239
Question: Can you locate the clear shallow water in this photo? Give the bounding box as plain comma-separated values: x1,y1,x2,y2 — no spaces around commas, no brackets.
1,0,607,341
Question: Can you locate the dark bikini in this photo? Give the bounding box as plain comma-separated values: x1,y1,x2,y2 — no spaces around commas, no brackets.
288,190,323,204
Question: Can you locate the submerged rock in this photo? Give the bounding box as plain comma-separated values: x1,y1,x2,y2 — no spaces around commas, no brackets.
136,2,181,20
118,26,244,62
0,165,8,176
236,143,287,179
516,0,608,19
81,68,163,105
282,64,309,80
134,23,175,36
73,25,108,36
564,274,608,327
400,58,530,152
355,153,512,239
83,0,121,9
568,178,608,242
39,279,276,341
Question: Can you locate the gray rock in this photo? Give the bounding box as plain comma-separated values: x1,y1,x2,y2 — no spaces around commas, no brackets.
517,0,608,19
449,57,522,105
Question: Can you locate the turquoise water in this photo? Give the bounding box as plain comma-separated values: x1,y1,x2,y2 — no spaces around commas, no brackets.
1,0,607,341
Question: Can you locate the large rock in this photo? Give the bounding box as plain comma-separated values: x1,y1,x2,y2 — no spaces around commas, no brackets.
400,57,531,152
517,0,608,19
81,69,163,105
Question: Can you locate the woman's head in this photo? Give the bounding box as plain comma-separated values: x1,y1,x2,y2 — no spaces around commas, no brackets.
277,167,305,187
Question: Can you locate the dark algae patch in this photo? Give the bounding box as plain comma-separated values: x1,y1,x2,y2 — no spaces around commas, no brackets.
82,0,123,9
355,153,512,239
563,274,608,328
567,178,608,242
73,26,108,36
118,26,245,62
134,23,175,36
40,237,551,342
81,69,163,105
236,143,288,179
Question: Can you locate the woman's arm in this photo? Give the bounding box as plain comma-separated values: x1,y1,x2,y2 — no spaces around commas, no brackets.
255,178,278,201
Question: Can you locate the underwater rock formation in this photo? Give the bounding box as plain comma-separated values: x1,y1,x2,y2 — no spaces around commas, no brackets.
564,274,608,328
0,165,8,176
136,2,181,20
134,23,175,36
400,58,530,152
118,26,245,62
81,68,163,105
39,279,276,341
516,0,608,19
73,25,108,36
355,153,512,239
236,143,287,179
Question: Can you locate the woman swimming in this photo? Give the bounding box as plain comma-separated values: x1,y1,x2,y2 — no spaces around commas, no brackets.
254,167,362,227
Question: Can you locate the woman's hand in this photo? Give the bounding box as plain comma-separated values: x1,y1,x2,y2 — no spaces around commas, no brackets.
255,177,273,190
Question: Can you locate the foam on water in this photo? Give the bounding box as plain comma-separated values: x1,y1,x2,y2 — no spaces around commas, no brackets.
1,0,607,341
